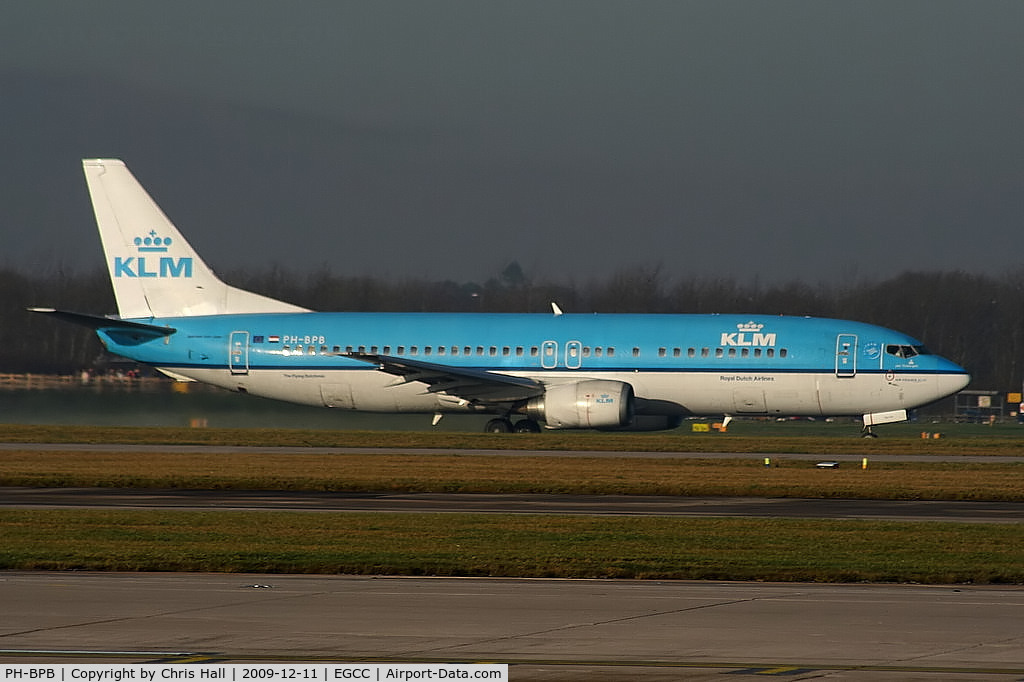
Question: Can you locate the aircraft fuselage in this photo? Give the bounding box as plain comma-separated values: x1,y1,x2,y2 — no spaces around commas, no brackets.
98,311,968,421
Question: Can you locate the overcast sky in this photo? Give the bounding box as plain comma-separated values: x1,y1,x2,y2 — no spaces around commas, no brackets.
2,1,1022,288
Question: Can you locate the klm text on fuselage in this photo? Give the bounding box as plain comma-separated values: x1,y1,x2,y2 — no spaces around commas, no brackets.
720,332,776,346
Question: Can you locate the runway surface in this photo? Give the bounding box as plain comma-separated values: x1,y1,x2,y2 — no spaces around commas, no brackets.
2,572,1024,680
3,487,1023,523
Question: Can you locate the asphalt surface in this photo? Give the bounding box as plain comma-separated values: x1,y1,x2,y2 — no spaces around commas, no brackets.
2,573,1024,680
3,487,1023,523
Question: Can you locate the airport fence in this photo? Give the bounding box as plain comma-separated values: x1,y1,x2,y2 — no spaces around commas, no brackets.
0,373,200,392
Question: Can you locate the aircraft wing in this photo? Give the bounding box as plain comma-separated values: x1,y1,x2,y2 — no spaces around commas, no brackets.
342,353,544,404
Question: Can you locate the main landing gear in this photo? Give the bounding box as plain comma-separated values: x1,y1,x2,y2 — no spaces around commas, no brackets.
484,418,541,433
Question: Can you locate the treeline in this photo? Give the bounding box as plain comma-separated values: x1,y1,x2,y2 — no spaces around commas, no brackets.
4,263,1018,391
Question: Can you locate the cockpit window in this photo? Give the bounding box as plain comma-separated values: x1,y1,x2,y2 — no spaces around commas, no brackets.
886,344,930,359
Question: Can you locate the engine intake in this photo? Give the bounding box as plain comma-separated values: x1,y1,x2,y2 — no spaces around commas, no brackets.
526,380,634,429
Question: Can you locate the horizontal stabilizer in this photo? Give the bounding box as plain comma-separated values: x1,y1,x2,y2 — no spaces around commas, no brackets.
28,308,176,344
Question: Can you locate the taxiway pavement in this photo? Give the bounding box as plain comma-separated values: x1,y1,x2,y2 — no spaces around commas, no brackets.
2,572,1023,680
3,487,1023,523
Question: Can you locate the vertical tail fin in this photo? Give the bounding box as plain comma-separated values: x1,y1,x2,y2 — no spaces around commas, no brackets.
83,159,309,318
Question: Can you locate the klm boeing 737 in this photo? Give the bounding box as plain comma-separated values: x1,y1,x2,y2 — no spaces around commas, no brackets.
31,159,970,434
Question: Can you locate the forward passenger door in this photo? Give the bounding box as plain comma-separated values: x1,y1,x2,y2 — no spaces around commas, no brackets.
835,334,857,378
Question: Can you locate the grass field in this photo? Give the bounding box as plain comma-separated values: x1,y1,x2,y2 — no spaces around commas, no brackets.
3,450,1024,500
2,423,1023,583
3,510,1023,583
4,420,1024,453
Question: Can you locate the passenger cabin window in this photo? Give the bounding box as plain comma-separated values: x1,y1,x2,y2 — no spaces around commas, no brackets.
607,347,616,357
632,347,641,358
658,347,666,357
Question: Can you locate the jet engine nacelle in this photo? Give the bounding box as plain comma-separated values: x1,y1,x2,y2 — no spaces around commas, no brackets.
526,380,634,429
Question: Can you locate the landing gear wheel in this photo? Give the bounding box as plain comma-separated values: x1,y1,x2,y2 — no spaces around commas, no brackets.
513,419,542,433
484,418,513,433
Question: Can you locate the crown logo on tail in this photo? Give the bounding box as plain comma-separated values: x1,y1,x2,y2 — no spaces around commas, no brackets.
134,230,172,253
114,229,191,279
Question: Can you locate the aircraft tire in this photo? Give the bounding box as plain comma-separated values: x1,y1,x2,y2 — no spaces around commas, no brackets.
513,419,542,433
484,418,513,433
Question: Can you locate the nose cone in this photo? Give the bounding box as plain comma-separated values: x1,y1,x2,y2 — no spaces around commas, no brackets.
935,357,971,398
946,370,971,395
